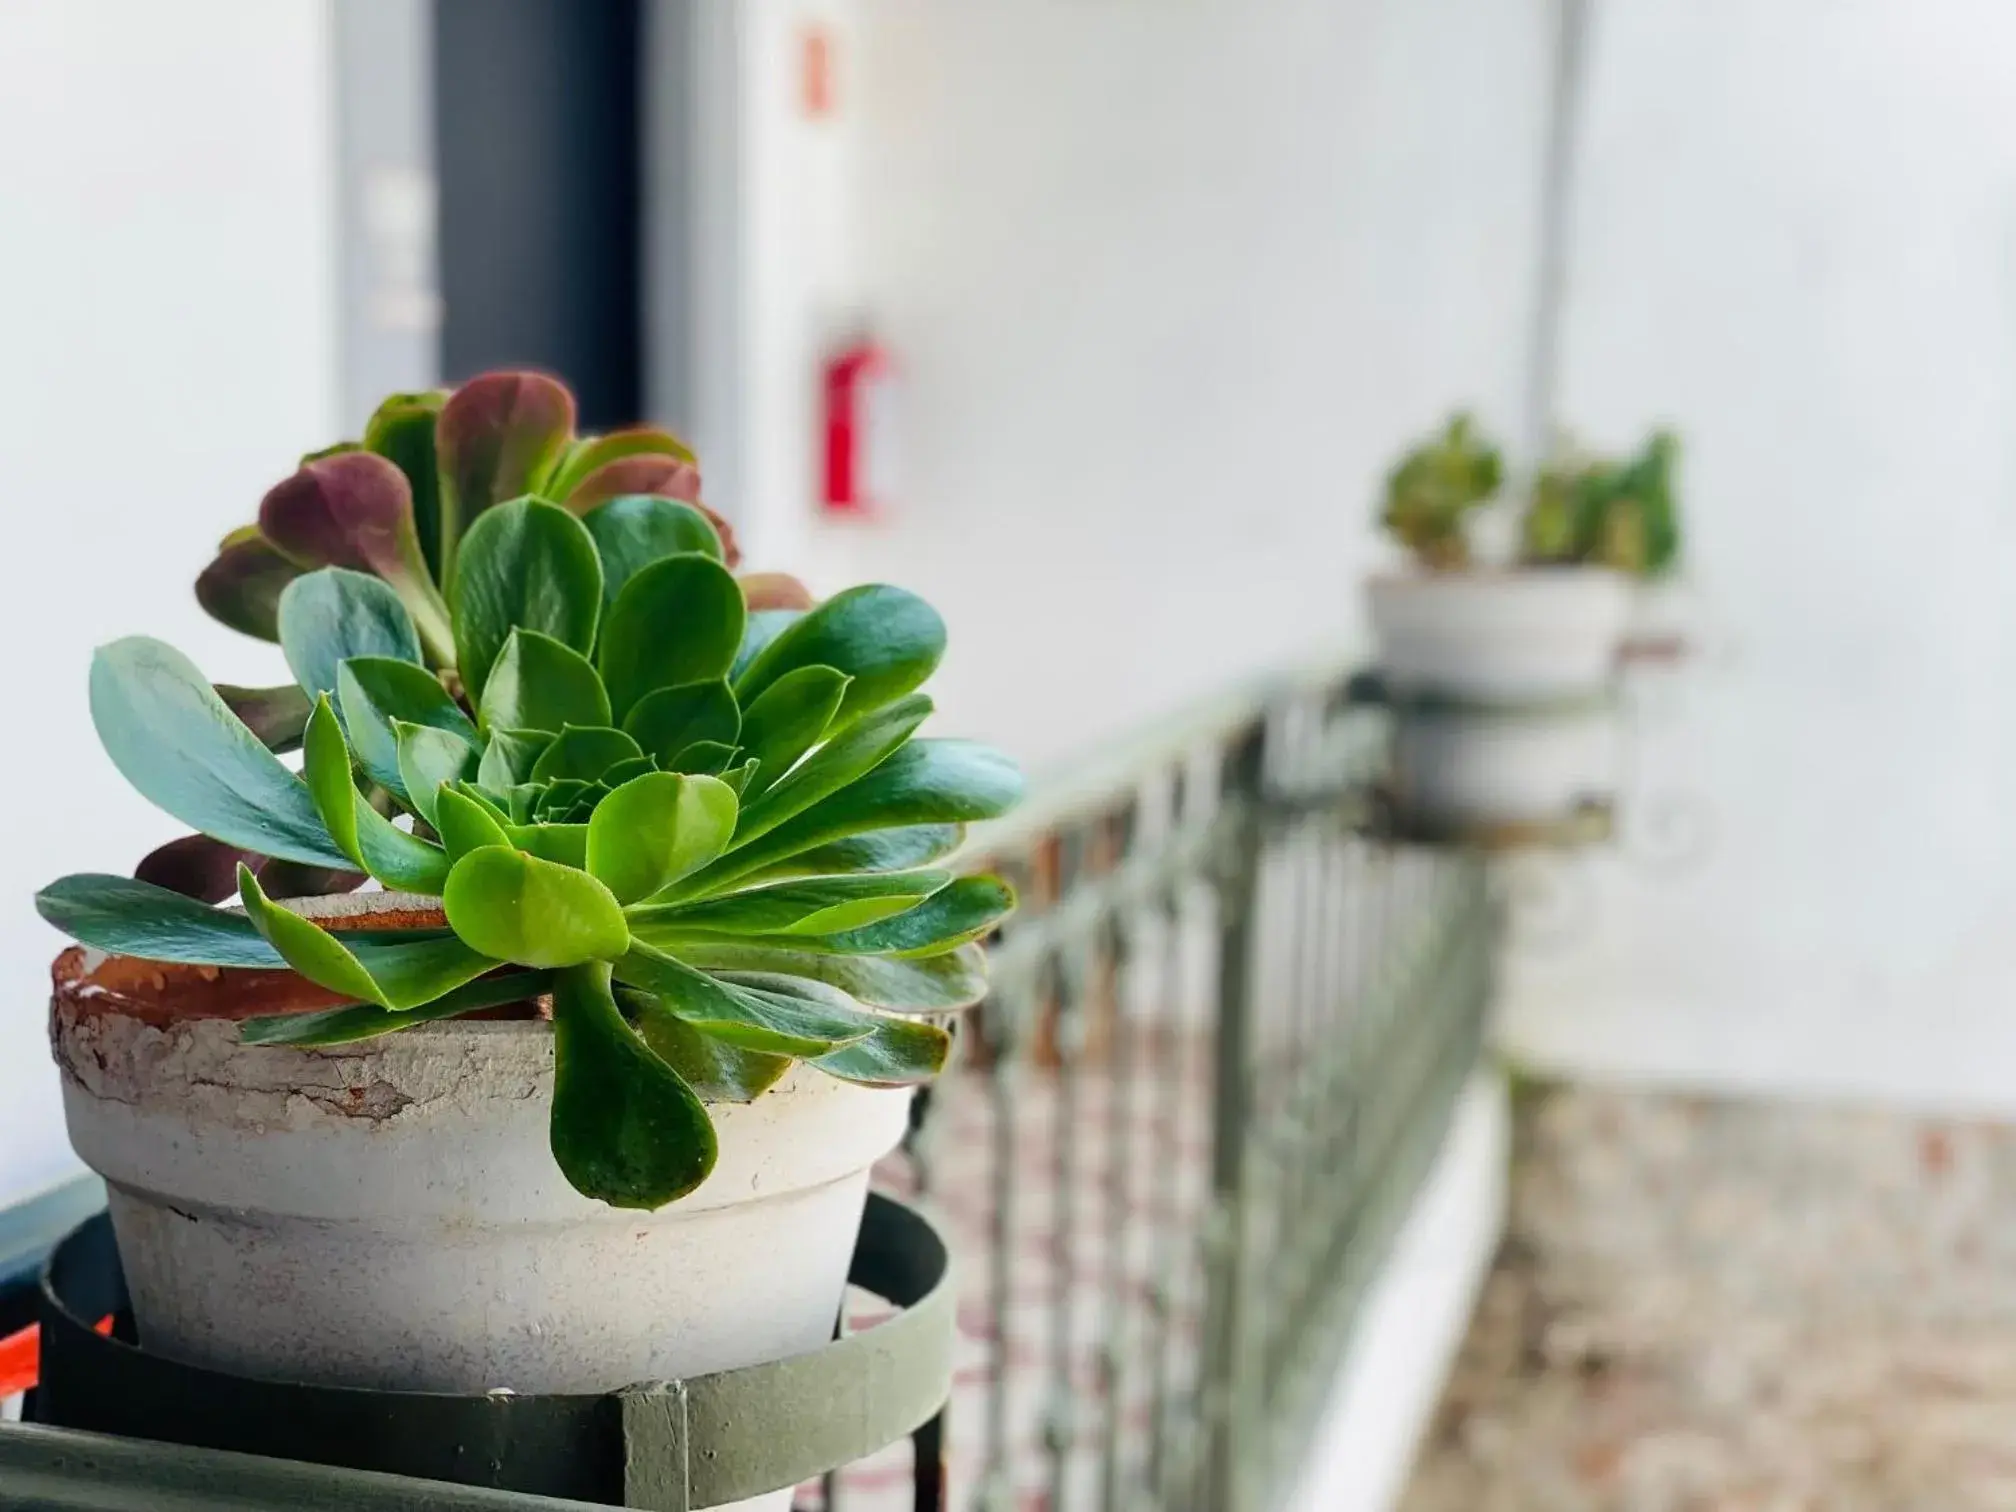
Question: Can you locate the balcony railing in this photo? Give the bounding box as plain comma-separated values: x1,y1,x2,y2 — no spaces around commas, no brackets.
0,655,1494,1512
825,658,1494,1511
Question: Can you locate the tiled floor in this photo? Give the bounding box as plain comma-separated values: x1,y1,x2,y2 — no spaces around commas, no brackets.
1400,1083,2016,1512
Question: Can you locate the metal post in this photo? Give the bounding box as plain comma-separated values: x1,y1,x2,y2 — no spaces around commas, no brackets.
1200,717,1268,1512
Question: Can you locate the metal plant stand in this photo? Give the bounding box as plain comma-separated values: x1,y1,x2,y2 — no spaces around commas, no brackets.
2,1194,954,1511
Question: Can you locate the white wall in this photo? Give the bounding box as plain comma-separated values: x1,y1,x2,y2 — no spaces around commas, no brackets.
841,0,1559,772
1498,0,2016,1113
0,1,339,1196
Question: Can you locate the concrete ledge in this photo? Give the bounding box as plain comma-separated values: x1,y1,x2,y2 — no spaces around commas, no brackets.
1284,1068,1509,1512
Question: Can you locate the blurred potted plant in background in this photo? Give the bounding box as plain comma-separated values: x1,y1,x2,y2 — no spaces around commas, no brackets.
36,370,1018,1511
1366,413,1683,836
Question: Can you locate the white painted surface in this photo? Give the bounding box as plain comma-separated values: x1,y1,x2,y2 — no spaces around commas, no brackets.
0,1,340,1200
1496,0,2016,1114
683,0,863,580
1285,1071,1509,1512
842,0,1558,772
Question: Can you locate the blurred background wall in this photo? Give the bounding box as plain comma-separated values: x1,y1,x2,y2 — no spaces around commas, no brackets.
834,0,1556,767
0,2,340,1193
1496,1,2016,1115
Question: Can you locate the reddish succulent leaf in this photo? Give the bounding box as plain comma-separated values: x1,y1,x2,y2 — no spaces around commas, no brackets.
133,834,363,906
214,683,313,753
253,856,370,900
259,452,450,655
561,453,699,509
195,532,302,643
546,427,696,503
135,833,249,903
258,451,430,581
738,573,815,612
560,456,739,566
436,371,577,559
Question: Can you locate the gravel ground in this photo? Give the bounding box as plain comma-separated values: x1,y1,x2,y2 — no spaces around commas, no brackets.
1400,1081,2016,1512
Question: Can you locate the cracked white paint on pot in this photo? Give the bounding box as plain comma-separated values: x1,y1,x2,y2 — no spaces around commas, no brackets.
49,894,912,1511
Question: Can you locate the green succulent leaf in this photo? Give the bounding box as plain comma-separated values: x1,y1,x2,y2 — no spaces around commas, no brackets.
531,779,593,823
734,584,944,727
675,942,989,1013
90,637,351,871
582,495,724,605
277,568,423,700
622,681,740,768
238,865,495,1009
597,554,744,721
449,498,603,702
240,967,548,1047
614,945,874,1056
361,389,449,580
669,741,739,776
599,756,658,788
478,728,554,790
258,451,452,658
478,628,612,736
337,657,475,798
442,846,629,968
435,785,513,860
587,772,736,904
739,823,966,884
395,721,478,828
37,872,285,967
808,1014,951,1087
618,989,791,1103
301,696,452,893
530,725,643,784
196,531,301,643
732,609,803,683
214,683,314,754
506,821,590,869
714,972,950,1085
550,961,715,1209
436,372,577,575
802,874,1016,957
728,694,932,851
630,871,951,942
691,739,1021,895
736,666,848,798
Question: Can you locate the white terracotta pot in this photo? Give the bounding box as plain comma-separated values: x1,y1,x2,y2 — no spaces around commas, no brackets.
1393,702,1618,827
1366,568,1632,702
49,899,911,1512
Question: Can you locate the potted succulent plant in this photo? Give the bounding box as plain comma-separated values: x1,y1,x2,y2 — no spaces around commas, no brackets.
35,371,1019,1507
1365,414,1682,832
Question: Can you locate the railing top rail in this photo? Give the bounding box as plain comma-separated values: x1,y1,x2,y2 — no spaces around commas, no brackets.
956,642,1364,862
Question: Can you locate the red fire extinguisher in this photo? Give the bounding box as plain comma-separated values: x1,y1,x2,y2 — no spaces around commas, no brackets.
822,336,896,517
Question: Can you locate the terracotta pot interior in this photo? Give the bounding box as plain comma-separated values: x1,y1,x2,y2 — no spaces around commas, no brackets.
51,903,546,1029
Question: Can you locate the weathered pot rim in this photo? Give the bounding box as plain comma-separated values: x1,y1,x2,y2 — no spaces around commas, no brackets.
51,889,532,1030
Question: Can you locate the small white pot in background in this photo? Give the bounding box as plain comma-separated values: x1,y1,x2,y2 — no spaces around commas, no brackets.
1366,567,1633,703
51,904,911,1512
1393,702,1619,829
